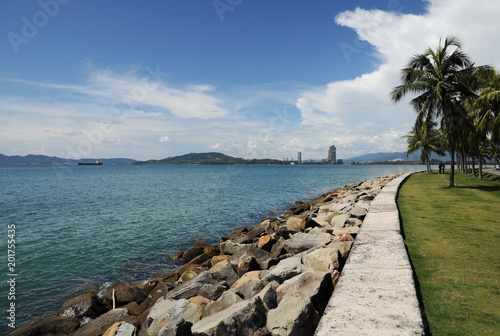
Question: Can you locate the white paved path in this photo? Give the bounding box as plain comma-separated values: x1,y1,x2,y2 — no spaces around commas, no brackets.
314,172,425,336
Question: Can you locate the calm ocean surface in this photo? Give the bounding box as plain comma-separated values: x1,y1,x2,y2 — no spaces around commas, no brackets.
0,164,424,330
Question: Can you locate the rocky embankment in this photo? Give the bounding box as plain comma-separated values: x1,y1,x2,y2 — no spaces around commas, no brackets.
11,174,403,336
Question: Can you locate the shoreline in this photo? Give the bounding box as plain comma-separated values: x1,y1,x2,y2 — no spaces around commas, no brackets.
11,173,406,336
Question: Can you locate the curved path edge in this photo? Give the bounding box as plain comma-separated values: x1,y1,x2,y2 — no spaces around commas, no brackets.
314,171,426,336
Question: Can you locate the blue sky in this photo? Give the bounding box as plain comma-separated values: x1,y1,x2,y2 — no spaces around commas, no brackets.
1,0,499,160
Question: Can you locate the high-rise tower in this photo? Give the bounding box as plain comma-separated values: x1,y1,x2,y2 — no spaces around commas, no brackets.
327,144,336,163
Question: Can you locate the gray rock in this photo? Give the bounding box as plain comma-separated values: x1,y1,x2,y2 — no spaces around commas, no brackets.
349,204,368,219
328,240,354,259
283,233,333,254
57,291,104,320
219,240,245,255
262,256,308,283
302,247,340,271
209,260,239,287
232,277,268,300
191,297,268,336
166,271,226,301
146,299,203,334
158,318,193,336
256,280,279,310
267,296,319,336
103,321,136,336
203,290,243,318
345,217,363,227
330,213,349,229
276,271,333,315
229,245,270,272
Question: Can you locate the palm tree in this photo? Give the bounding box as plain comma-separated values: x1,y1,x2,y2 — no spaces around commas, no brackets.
391,36,476,187
404,119,445,173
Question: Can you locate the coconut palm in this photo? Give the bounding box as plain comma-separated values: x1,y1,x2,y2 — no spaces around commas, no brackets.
404,119,445,173
391,36,476,187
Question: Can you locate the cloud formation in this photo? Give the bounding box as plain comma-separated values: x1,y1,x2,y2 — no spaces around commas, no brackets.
294,0,500,158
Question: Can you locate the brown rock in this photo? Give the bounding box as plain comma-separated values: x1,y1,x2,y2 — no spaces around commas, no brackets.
104,282,148,310
9,316,80,336
300,217,321,231
72,308,139,336
258,234,277,251
122,301,142,316
183,240,212,264
210,255,230,267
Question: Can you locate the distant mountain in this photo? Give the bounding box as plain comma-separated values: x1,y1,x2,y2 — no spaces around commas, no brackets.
344,151,450,163
0,154,136,166
133,152,285,165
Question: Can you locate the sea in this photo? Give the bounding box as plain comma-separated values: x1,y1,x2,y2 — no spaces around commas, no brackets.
0,164,424,332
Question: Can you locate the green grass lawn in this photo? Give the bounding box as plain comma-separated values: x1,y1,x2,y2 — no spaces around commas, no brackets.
397,171,500,336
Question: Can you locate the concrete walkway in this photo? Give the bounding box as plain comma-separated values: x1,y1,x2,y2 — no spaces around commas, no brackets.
315,172,425,336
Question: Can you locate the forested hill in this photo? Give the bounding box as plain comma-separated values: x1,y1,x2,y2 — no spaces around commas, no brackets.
133,152,285,165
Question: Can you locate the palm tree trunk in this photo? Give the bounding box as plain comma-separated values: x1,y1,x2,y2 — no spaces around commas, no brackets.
449,145,455,187
472,156,476,177
479,157,483,180
426,159,431,173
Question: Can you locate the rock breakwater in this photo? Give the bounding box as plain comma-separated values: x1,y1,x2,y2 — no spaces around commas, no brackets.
10,174,403,336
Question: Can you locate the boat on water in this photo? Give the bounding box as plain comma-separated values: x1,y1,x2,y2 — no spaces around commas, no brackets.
77,161,103,166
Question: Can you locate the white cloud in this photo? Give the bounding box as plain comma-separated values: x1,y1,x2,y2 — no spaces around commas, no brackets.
158,136,172,143
295,0,500,159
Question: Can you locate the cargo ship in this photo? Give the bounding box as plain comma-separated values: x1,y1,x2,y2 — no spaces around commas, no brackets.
77,161,103,166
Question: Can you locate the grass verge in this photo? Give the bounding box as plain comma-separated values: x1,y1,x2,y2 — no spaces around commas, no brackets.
397,171,500,336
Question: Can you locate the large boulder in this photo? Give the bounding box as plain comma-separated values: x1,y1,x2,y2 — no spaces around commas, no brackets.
57,291,105,320
72,308,139,336
229,245,270,274
104,282,148,309
191,297,269,336
256,280,279,310
208,260,239,287
144,297,178,330
276,271,333,315
166,271,226,301
262,256,308,284
330,213,349,229
348,204,368,219
8,316,80,336
302,247,340,272
283,233,333,255
203,290,243,318
219,240,245,255
286,216,303,232
146,299,204,335
183,241,213,264
267,296,319,336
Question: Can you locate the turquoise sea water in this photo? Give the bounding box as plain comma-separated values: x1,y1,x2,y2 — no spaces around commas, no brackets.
0,164,424,332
